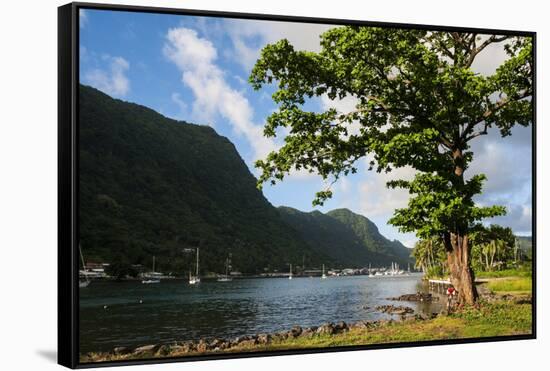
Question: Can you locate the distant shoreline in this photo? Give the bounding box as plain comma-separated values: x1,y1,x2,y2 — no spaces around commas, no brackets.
82,272,422,282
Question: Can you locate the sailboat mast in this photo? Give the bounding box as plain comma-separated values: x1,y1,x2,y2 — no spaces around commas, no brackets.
79,244,85,269
153,256,155,273
79,244,89,283
196,248,200,276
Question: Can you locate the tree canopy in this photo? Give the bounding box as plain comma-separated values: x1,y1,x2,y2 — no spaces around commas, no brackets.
250,27,533,304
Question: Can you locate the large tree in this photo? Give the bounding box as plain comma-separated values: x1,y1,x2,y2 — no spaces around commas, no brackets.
249,27,533,304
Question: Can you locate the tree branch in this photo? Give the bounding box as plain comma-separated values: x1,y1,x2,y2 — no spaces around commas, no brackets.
465,35,511,68
463,89,531,142
336,107,371,124
464,121,490,141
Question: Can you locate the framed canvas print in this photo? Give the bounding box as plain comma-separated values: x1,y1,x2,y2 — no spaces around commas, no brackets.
58,2,536,368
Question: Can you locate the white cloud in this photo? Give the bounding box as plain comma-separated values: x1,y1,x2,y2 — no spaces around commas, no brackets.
489,202,532,234
170,92,189,121
358,163,416,217
337,177,351,193
233,75,247,85
79,9,88,28
84,55,130,97
164,27,277,161
402,239,418,249
470,35,510,76
320,94,362,137
468,125,532,234
223,18,335,71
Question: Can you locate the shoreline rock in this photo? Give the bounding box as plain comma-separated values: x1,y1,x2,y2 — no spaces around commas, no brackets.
375,305,415,315
85,315,437,360
387,292,438,302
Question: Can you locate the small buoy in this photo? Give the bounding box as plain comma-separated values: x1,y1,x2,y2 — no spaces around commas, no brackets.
139,299,143,304
103,305,108,309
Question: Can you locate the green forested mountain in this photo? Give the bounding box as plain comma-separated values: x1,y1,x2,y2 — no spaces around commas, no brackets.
79,84,411,275
278,207,413,267
79,85,324,275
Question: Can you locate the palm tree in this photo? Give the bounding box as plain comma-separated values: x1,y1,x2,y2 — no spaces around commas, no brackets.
482,239,507,271
412,237,445,274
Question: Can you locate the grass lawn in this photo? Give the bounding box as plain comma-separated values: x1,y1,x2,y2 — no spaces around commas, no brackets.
476,268,532,279
486,277,532,295
262,301,532,350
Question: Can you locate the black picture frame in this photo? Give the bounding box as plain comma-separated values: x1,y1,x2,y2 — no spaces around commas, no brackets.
58,2,537,368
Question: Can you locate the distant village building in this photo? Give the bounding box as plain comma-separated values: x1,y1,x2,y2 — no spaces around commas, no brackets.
81,262,109,278
303,269,323,276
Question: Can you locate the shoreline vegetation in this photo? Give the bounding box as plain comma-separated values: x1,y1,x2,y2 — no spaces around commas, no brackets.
81,277,532,363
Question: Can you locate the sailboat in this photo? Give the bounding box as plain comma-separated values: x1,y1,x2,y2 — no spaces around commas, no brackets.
79,244,90,288
321,264,327,279
288,263,293,280
396,262,405,275
368,263,374,277
142,256,161,284
189,248,201,285
217,256,232,282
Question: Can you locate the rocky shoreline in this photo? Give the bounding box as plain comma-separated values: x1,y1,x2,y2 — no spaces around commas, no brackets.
80,289,532,362
81,312,441,362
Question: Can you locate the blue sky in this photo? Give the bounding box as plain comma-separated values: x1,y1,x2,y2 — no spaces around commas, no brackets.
79,8,533,247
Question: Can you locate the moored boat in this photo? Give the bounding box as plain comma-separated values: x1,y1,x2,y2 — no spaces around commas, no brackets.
217,256,233,282
189,248,201,285
79,244,91,288
142,256,161,284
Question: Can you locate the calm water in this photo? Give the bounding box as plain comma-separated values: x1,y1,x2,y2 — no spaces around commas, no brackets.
79,274,442,353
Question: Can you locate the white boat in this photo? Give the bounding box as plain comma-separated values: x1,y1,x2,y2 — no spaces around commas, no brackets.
79,244,91,288
387,262,402,276
217,256,233,282
368,263,374,277
288,263,293,280
189,248,201,285
188,271,197,285
321,264,327,279
142,256,161,284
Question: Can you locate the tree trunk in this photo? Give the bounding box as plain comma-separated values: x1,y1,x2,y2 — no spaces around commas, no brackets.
490,240,497,271
446,147,478,305
445,232,478,305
